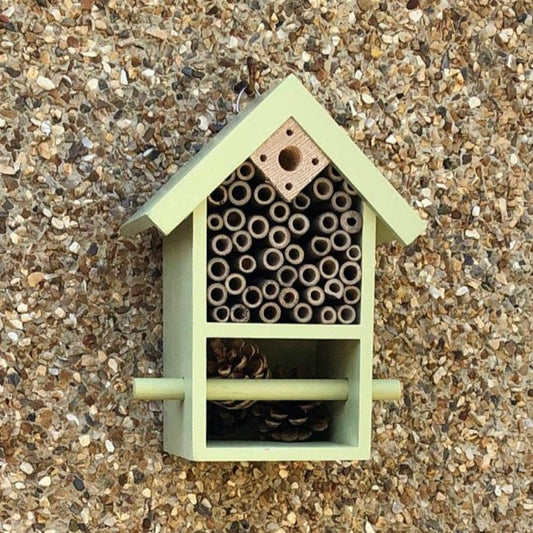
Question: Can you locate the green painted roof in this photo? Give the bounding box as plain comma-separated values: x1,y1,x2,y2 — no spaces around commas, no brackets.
120,75,426,245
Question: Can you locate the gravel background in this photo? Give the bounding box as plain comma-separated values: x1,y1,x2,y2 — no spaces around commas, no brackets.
0,1,531,531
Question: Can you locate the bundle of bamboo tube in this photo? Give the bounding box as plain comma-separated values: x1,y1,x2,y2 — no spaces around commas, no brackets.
207,161,363,324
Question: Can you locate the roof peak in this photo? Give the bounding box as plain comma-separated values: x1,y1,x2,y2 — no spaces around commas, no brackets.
120,75,425,245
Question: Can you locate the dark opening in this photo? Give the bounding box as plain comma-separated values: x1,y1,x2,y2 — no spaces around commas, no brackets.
278,146,301,171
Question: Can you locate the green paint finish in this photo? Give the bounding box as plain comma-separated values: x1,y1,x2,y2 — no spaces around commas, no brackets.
120,75,426,246
123,77,427,461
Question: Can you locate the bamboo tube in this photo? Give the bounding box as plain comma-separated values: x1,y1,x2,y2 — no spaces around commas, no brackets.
210,305,230,322
339,261,362,285
278,287,299,309
211,234,233,256
259,302,282,323
237,254,257,275
324,279,344,300
346,244,362,262
307,236,331,259
331,191,352,213
340,210,363,234
292,302,313,323
133,377,402,402
342,180,358,196
268,225,291,249
258,248,284,271
260,279,280,300
326,164,343,182
330,230,351,252
207,213,224,232
242,286,263,309
253,183,276,206
304,286,325,306
222,171,236,186
311,177,334,201
344,286,361,305
313,212,338,234
292,192,311,211
207,283,228,306
232,230,252,253
269,201,291,223
276,265,298,287
228,180,252,206
336,305,357,324
319,256,339,279
208,185,228,207
284,244,305,266
288,213,310,237
223,207,246,232
317,306,336,324
230,303,251,322
207,257,230,282
248,215,270,240
225,273,246,296
236,161,255,181
298,264,320,287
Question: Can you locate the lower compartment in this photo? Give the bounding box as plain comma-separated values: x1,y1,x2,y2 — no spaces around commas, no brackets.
206,338,361,449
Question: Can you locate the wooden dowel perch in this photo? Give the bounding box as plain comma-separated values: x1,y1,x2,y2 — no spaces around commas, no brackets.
133,378,402,402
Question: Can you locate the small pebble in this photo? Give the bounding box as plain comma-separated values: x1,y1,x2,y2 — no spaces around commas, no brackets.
38,476,51,487
36,75,55,90
20,462,34,475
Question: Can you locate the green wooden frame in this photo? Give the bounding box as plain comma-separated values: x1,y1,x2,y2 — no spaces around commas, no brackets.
124,75,427,461
140,201,383,461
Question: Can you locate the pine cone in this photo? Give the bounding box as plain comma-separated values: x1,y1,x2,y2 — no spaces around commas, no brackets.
207,403,250,438
252,401,330,442
207,338,270,410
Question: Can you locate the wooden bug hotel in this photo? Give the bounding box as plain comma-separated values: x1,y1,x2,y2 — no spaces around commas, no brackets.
122,75,425,461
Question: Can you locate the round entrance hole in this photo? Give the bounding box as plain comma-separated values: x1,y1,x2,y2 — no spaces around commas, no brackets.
278,146,301,171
